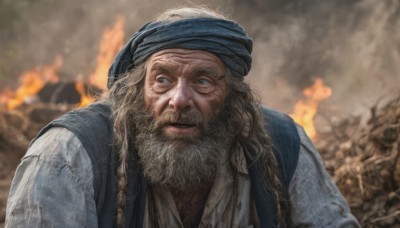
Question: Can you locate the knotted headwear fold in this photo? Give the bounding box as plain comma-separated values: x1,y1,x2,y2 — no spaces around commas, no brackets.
108,17,253,88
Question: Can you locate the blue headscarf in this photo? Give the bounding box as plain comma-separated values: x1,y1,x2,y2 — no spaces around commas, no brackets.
108,17,253,88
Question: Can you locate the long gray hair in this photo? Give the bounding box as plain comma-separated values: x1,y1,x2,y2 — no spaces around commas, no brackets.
108,7,288,228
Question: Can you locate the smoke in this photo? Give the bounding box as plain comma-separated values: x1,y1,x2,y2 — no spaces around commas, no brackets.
0,0,399,115
234,0,400,114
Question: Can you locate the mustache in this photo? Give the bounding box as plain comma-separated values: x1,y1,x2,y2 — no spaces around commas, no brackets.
154,109,204,128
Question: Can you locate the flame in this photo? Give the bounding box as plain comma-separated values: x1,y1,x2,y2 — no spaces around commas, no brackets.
0,16,125,109
77,16,125,107
75,78,95,108
88,16,125,91
0,56,63,110
290,78,332,141
0,87,14,105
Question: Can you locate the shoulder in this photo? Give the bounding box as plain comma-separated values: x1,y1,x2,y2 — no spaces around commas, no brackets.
260,105,300,141
25,127,93,178
260,106,301,187
48,100,112,133
292,124,331,182
289,125,360,226
6,127,97,226
11,127,94,200
32,100,113,157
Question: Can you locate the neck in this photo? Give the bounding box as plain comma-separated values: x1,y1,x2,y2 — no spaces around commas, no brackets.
171,185,212,228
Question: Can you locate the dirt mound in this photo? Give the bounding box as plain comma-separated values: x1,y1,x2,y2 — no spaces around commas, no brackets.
316,95,400,227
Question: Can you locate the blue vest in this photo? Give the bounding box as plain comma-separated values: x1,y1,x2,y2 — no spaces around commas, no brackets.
36,101,300,227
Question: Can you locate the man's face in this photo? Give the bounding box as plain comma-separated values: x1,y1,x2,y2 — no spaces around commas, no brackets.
144,48,228,141
135,49,230,189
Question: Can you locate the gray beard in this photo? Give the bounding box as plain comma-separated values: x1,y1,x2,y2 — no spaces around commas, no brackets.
132,99,233,191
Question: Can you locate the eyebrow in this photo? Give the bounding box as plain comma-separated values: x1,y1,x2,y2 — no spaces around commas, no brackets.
150,63,179,74
193,67,220,78
149,62,222,78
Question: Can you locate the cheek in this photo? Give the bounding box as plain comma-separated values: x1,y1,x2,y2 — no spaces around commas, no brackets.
143,91,169,117
212,84,228,107
143,84,157,113
196,92,227,120
143,76,172,117
143,78,156,113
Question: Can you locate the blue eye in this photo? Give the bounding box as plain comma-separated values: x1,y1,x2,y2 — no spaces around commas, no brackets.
153,75,173,93
196,78,211,86
193,78,216,94
156,76,170,84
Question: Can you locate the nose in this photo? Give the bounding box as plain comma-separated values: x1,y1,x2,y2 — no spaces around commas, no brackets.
168,81,192,111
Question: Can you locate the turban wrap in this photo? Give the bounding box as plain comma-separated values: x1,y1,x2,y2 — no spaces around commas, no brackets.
108,17,253,88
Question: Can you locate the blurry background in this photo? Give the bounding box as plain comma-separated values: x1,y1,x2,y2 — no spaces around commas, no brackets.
1,0,399,113
0,0,399,227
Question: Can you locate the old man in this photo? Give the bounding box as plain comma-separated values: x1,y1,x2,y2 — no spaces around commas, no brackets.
6,7,359,228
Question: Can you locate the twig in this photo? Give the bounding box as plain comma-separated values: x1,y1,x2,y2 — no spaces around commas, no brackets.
370,210,400,223
355,165,365,197
388,136,400,190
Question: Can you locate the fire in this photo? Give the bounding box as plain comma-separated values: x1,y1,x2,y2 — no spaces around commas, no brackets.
290,78,332,141
0,16,125,109
0,56,63,110
88,16,125,91
75,77,95,108
75,16,125,107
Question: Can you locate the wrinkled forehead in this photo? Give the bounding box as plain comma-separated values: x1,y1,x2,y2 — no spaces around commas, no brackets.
145,48,227,77
147,48,224,65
